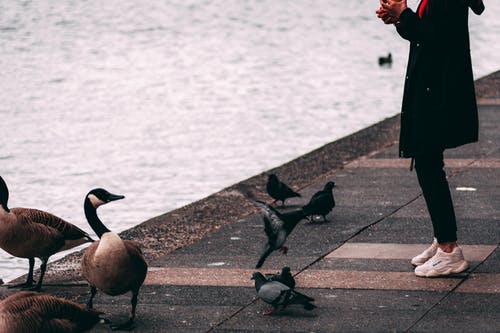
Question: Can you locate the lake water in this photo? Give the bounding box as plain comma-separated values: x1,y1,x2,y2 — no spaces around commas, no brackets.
1,0,499,282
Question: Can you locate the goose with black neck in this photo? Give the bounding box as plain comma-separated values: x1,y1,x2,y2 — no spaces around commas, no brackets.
81,188,148,331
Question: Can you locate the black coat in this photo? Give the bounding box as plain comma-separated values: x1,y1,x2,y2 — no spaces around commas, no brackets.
395,0,484,157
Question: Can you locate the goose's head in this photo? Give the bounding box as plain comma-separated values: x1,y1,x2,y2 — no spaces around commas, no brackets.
0,176,10,212
86,188,125,209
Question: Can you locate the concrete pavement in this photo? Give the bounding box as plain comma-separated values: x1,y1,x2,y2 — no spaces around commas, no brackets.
1,71,499,332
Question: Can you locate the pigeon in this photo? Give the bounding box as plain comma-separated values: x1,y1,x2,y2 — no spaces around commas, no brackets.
302,181,336,222
251,272,316,315
266,174,301,206
254,201,307,268
265,266,296,289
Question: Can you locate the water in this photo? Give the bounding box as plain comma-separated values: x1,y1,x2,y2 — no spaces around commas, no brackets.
1,1,499,282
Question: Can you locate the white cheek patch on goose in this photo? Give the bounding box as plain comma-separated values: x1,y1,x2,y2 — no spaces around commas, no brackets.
88,194,105,208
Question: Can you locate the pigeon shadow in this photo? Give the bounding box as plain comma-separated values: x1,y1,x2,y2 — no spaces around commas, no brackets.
305,217,333,225
266,309,318,318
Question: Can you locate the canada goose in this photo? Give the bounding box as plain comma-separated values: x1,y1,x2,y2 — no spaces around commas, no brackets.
0,176,94,291
81,188,148,331
0,291,103,333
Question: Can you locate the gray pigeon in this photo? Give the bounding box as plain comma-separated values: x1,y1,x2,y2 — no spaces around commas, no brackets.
265,266,295,289
254,201,307,268
302,181,336,222
251,272,316,315
266,174,301,206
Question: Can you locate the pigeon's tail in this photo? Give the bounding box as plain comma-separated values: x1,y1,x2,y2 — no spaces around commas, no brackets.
256,245,273,269
291,290,315,304
301,202,314,217
304,302,317,311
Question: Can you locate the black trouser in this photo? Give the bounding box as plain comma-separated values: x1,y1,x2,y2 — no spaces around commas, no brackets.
414,151,458,243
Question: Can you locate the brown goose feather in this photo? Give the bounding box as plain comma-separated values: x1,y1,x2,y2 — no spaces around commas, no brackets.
1,208,92,259
0,175,94,290
82,235,147,296
12,207,91,240
0,291,102,333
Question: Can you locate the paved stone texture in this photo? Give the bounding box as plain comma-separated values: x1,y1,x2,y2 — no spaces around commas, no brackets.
1,71,499,332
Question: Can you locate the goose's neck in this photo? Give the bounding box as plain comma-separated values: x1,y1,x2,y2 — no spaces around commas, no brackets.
0,203,9,213
84,198,110,238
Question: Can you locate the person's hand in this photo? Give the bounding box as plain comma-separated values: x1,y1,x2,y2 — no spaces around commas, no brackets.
376,6,399,25
379,0,407,22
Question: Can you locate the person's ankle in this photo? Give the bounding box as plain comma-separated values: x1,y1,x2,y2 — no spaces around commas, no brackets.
438,242,457,253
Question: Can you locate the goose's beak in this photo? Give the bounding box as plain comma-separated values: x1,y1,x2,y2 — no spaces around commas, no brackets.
107,193,125,202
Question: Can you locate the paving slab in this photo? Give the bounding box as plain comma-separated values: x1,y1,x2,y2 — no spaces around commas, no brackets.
1,71,499,332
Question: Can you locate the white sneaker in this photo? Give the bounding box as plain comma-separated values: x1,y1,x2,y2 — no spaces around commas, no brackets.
411,239,438,266
414,247,469,277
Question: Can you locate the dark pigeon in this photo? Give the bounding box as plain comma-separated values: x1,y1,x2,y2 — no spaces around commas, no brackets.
254,201,307,268
251,272,316,315
302,181,335,222
266,266,295,289
266,174,301,206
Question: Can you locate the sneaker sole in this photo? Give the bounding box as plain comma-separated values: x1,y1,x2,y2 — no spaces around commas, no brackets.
411,258,431,267
415,261,469,278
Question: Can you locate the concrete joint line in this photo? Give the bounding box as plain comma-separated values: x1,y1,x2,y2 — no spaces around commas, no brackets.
404,244,499,332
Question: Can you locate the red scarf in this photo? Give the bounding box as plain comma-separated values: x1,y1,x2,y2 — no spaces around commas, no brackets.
418,0,428,18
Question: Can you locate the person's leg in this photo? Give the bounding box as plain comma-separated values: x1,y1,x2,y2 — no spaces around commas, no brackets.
412,151,468,276
414,151,458,251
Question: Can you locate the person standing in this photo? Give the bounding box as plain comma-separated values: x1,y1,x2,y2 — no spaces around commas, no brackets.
375,0,485,277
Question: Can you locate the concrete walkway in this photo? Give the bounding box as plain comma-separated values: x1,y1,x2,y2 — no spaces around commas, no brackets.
1,71,499,332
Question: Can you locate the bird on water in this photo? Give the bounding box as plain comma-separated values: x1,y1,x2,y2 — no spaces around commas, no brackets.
0,176,94,291
378,52,393,66
81,188,148,331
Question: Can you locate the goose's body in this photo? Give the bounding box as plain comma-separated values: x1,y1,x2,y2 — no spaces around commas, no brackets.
0,176,93,290
82,232,147,297
0,291,102,333
81,188,147,331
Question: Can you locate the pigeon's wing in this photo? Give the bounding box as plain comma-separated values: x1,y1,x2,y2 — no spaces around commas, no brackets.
263,216,280,243
274,228,287,249
302,191,322,214
288,289,317,310
256,243,274,268
289,289,315,304
309,190,325,203
258,281,289,304
255,201,284,238
257,218,288,268
281,209,306,234
279,182,301,198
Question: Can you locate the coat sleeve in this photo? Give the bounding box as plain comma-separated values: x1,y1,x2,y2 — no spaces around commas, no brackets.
395,2,463,46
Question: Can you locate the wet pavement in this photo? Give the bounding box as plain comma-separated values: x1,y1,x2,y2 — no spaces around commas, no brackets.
1,71,499,332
